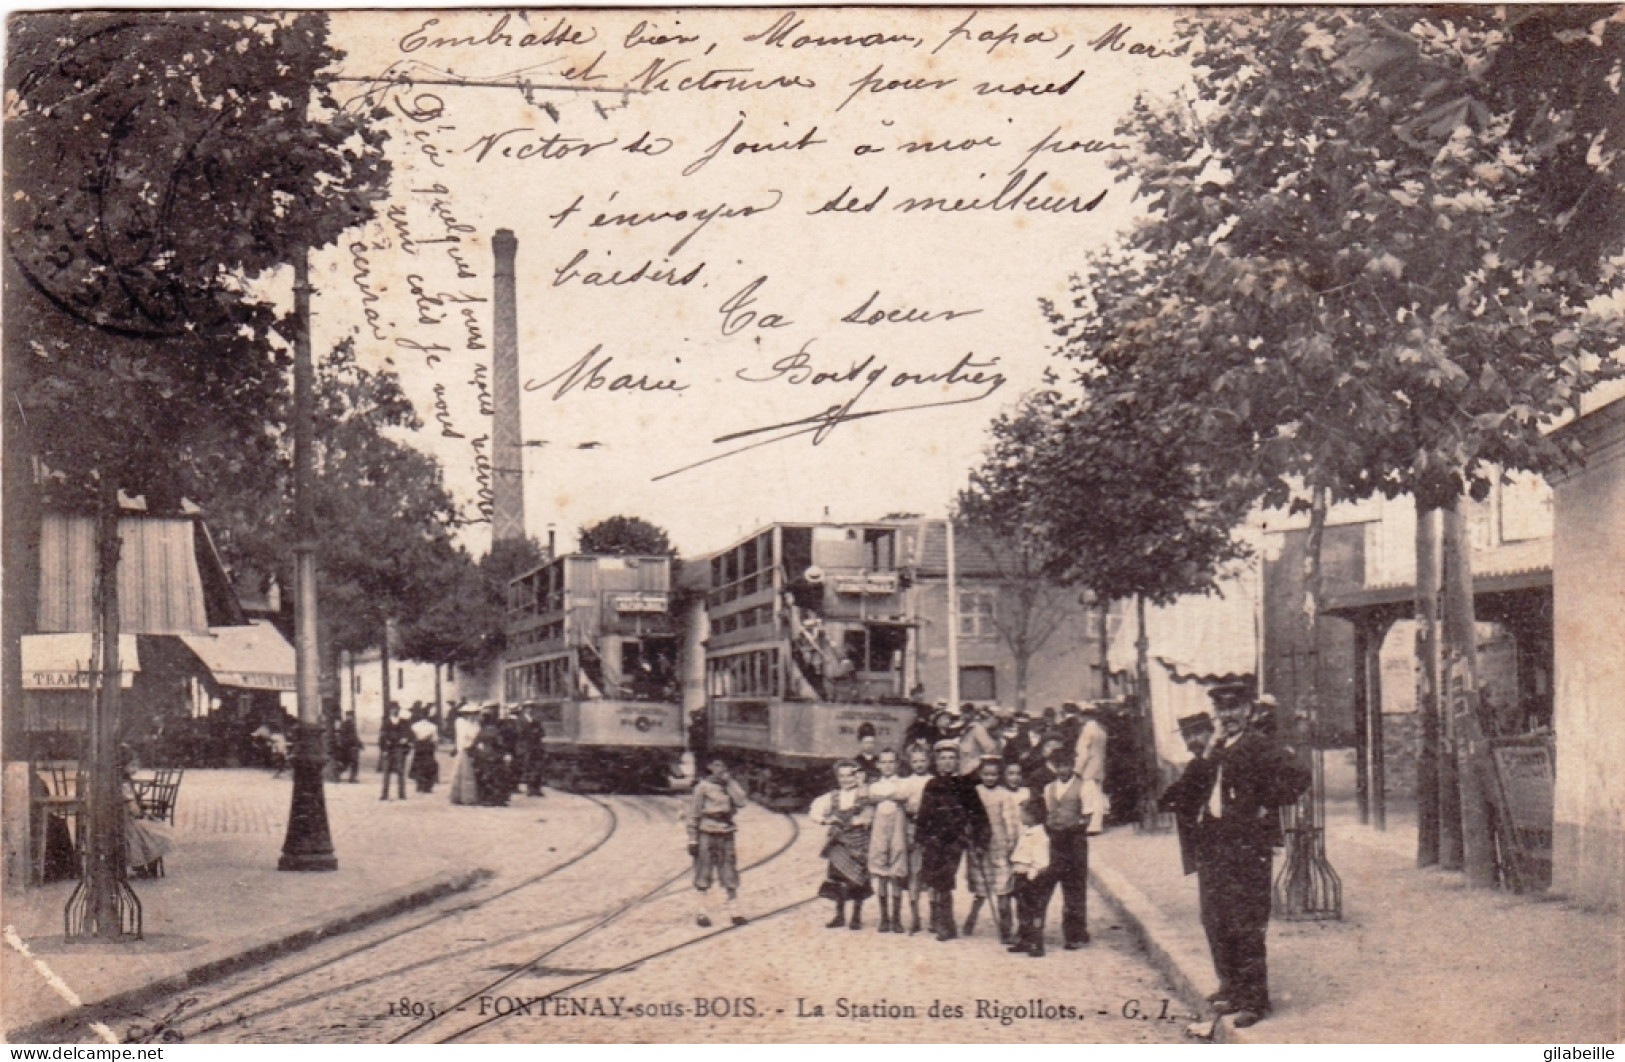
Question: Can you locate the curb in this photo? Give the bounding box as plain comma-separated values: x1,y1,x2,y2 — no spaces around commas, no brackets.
6,866,493,1044
1088,856,1262,1044
1087,857,1225,1032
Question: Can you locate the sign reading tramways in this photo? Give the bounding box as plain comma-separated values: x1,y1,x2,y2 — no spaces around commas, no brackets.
504,553,683,790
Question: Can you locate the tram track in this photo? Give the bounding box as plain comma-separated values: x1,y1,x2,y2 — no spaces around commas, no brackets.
436,892,820,1043
153,796,802,1044
117,793,624,1043
390,807,805,1044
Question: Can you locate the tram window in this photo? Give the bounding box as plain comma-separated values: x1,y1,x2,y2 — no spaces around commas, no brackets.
782,526,813,580
874,625,906,668
864,528,896,570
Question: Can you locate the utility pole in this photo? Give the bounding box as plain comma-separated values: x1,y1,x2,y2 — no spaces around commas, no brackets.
945,518,959,708
280,246,337,872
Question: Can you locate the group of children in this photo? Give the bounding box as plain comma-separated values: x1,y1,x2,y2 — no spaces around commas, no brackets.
683,716,1103,956
811,739,1097,956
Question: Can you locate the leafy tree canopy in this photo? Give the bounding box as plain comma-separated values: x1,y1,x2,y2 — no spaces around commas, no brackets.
6,11,390,337
4,10,390,508
962,388,1255,607
578,516,677,558
399,536,551,672
1074,7,1625,514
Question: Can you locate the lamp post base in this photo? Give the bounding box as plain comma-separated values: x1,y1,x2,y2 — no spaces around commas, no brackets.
279,722,337,872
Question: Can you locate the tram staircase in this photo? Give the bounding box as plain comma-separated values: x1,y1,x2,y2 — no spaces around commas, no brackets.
577,642,608,699
786,605,843,702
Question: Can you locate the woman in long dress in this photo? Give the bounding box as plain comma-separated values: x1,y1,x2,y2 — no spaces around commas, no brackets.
447,705,482,805
123,777,173,876
409,712,440,793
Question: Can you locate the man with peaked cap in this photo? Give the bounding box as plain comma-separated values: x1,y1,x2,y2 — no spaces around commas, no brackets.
1160,682,1308,1028
1160,712,1218,875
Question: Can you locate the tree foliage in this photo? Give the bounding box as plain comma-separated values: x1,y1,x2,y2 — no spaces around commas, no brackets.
200,341,476,667
578,516,677,557
400,536,551,673
6,11,389,338
962,386,1256,608
1070,7,1625,515
4,10,391,507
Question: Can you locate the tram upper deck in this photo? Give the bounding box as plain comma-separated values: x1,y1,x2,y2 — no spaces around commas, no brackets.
702,523,922,768
503,553,682,749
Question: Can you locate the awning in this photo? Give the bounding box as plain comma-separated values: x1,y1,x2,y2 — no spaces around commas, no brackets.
1107,568,1260,769
21,633,140,689
178,621,296,691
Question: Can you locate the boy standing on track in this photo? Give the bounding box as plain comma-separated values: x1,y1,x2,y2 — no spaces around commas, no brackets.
686,756,749,928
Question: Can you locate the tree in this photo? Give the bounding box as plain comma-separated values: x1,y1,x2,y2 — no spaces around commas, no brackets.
946,512,1077,716
1064,7,1625,877
3,11,388,930
962,388,1256,820
578,516,677,557
399,536,552,678
201,341,477,687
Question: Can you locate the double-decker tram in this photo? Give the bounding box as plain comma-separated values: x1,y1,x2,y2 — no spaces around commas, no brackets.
702,523,921,808
503,553,684,791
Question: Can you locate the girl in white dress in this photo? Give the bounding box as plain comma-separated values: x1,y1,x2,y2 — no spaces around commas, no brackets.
879,744,933,933
864,749,913,933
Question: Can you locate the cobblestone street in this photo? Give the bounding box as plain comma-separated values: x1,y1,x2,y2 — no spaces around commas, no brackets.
110,790,1191,1045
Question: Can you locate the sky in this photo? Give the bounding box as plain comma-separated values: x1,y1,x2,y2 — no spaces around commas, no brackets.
305,7,1193,560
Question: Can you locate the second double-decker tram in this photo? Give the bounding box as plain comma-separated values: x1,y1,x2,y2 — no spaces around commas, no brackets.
503,553,683,790
702,522,921,806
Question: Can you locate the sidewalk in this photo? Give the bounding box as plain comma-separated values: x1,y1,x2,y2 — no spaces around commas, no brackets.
1088,802,1623,1043
2,767,607,1042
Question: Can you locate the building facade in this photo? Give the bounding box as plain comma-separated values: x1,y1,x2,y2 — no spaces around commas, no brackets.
1549,396,1625,911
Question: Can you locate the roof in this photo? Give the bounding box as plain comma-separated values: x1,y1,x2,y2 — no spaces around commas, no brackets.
1325,536,1552,616
908,520,1027,579
177,621,296,691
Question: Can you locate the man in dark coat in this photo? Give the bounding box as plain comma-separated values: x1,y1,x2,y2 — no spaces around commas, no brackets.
378,706,409,801
915,740,991,942
338,710,363,783
1160,713,1217,876
513,704,547,797
1159,685,1308,1029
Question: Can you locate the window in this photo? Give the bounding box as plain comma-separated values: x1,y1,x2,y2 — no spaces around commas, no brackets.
397,667,404,689
960,665,996,702
863,528,896,570
708,648,780,697
959,590,997,639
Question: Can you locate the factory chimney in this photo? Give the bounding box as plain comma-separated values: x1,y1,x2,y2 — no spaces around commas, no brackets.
491,229,525,543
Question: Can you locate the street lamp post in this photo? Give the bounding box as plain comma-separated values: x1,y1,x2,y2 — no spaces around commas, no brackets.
280,246,337,872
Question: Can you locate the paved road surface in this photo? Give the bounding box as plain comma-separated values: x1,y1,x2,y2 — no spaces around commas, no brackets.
110,793,1195,1044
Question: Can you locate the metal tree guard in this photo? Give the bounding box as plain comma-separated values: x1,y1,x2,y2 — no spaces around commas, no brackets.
1272,660,1342,921
67,580,143,939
